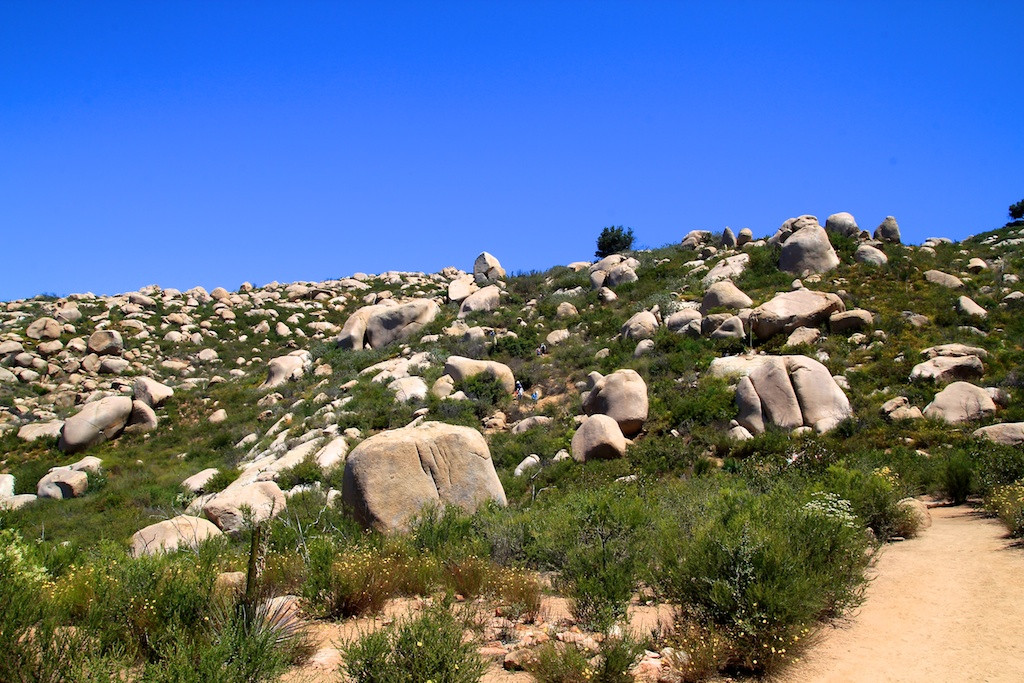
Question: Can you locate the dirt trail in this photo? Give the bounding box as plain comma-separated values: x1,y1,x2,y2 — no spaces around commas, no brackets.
783,505,1024,683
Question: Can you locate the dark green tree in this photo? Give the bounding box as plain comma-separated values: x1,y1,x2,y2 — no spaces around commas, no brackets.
1009,198,1024,221
595,226,635,258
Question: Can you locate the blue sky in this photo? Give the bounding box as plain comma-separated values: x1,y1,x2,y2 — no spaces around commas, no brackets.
2,2,1022,300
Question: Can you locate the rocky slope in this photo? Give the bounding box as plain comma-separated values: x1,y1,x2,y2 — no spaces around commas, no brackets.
3,213,1024,679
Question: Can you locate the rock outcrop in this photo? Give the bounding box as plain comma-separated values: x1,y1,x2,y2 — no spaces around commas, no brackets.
337,299,440,350
474,252,506,283
723,355,852,434
202,481,287,534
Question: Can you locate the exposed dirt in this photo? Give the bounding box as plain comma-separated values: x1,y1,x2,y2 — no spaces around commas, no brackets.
783,504,1024,683
284,505,1024,682
281,594,674,682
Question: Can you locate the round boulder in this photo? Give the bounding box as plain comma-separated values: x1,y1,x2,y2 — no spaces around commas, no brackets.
261,352,311,389
621,311,658,341
474,252,506,283
701,280,752,314
37,468,89,499
342,421,506,532
26,317,62,341
923,382,996,424
88,329,124,356
203,481,287,534
824,212,860,237
779,224,840,275
582,369,649,436
571,414,627,462
129,515,223,557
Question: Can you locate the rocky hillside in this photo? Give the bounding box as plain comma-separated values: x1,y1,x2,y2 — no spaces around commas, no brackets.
2,212,1024,681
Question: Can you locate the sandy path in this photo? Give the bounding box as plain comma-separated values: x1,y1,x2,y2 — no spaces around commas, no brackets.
783,505,1024,683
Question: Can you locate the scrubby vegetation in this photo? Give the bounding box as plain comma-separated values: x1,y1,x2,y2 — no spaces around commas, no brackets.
3,213,1024,680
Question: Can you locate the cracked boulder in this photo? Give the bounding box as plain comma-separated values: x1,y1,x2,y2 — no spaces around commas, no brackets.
337,298,440,350
733,355,852,434
58,396,133,453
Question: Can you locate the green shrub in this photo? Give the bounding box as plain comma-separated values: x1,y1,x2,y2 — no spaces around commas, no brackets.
409,504,486,560
490,331,538,359
458,372,509,412
822,465,920,541
341,602,486,683
528,636,644,683
986,482,1024,537
540,486,650,631
595,226,635,258
302,542,398,619
275,455,324,490
941,453,974,505
204,468,240,494
653,479,869,675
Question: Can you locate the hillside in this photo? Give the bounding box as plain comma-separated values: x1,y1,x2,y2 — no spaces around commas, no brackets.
2,212,1024,682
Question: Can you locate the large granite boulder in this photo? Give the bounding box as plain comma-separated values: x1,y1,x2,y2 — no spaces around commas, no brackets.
58,396,133,453
910,355,984,383
27,317,62,341
18,420,65,443
37,467,90,499
447,276,477,303
924,270,963,289
133,377,174,407
701,253,750,286
874,216,901,243
261,351,311,389
923,382,996,424
779,223,840,275
973,423,1024,446
474,252,506,283
701,280,752,314
621,311,659,340
342,422,506,532
824,212,860,237
854,244,888,266
337,299,439,350
732,355,852,434
459,285,501,318
444,356,515,394
367,299,440,347
749,289,846,339
581,369,649,437
87,329,124,355
589,255,640,289
571,414,627,462
203,482,287,534
123,400,158,434
129,515,223,557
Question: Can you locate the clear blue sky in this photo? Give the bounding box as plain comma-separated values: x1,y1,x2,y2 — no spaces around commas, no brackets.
2,2,1022,300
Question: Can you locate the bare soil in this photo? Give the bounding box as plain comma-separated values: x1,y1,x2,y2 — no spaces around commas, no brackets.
782,504,1024,683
